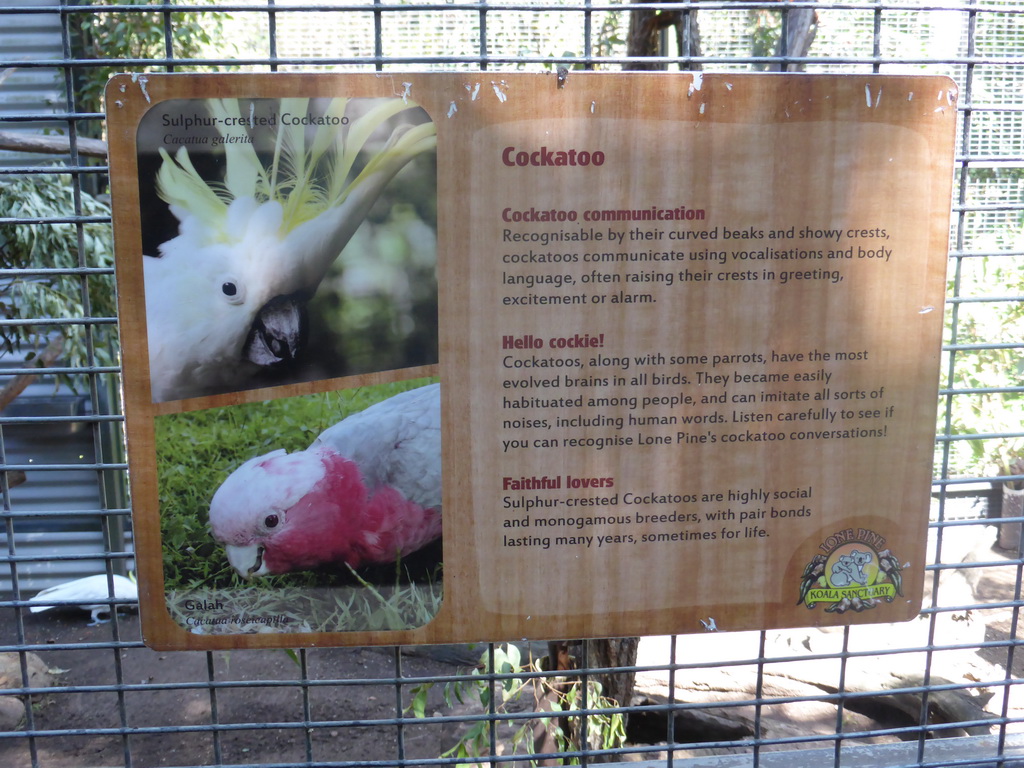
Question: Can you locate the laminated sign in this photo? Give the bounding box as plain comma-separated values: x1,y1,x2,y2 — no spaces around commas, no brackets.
107,73,957,650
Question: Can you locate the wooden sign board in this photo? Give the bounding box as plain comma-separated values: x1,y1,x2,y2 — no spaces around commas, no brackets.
107,73,957,650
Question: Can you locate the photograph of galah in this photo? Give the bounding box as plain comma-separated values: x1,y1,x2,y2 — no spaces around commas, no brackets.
155,379,442,635
135,97,438,403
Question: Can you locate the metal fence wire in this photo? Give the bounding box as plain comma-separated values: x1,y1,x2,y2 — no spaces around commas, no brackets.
1,0,1024,766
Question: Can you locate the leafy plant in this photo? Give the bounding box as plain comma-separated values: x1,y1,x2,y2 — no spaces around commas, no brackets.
594,11,626,62
748,8,782,65
942,252,1024,483
0,170,117,395
408,644,627,766
69,0,232,125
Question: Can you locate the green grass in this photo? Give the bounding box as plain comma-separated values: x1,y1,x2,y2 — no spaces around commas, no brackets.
154,377,441,633
165,563,443,635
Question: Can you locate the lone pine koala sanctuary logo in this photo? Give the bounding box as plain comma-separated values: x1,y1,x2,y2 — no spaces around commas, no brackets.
797,527,905,614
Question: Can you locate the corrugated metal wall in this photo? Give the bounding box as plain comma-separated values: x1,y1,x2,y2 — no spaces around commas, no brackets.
0,0,126,593
0,0,67,167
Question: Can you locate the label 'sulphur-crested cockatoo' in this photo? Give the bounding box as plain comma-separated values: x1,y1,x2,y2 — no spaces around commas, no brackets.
209,383,441,578
145,98,436,402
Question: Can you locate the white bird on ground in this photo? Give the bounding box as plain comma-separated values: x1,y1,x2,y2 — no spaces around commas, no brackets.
28,574,138,626
145,97,437,402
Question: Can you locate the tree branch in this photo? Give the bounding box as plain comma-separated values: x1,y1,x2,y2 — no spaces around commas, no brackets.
0,130,108,160
0,335,65,413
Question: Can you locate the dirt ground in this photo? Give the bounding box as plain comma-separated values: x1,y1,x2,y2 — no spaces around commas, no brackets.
1,531,1021,767
0,610,480,768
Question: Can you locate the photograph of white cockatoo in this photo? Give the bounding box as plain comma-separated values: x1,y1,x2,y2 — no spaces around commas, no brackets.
140,97,437,402
29,574,138,626
208,381,441,580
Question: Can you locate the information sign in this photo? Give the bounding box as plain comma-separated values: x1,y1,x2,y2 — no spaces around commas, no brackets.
107,73,957,649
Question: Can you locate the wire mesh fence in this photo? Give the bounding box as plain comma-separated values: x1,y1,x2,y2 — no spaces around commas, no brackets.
1,1,1023,766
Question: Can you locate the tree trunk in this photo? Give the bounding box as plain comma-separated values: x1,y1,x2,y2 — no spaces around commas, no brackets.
586,636,640,713
626,7,672,70
767,7,818,72
533,638,640,764
625,2,702,71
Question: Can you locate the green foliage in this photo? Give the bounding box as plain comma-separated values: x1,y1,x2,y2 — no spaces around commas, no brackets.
594,11,626,62
748,9,782,67
941,168,1024,482
408,645,627,765
0,170,117,388
286,119,440,376
69,0,231,120
164,561,442,634
943,253,1024,482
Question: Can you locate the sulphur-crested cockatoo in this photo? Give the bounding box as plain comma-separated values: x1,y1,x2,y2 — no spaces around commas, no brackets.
29,574,138,626
144,98,436,402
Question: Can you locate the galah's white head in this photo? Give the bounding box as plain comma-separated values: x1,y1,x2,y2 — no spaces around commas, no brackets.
208,448,329,578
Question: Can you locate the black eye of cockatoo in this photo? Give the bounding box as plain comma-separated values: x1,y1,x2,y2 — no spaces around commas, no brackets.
209,382,441,579
144,98,436,402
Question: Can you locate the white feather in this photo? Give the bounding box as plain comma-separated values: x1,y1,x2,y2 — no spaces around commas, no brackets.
313,382,441,510
29,575,138,626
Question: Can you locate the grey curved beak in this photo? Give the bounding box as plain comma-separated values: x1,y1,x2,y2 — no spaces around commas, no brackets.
243,294,308,367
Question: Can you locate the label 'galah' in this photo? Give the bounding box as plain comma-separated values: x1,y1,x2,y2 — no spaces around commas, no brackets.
144,98,436,402
209,383,441,578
